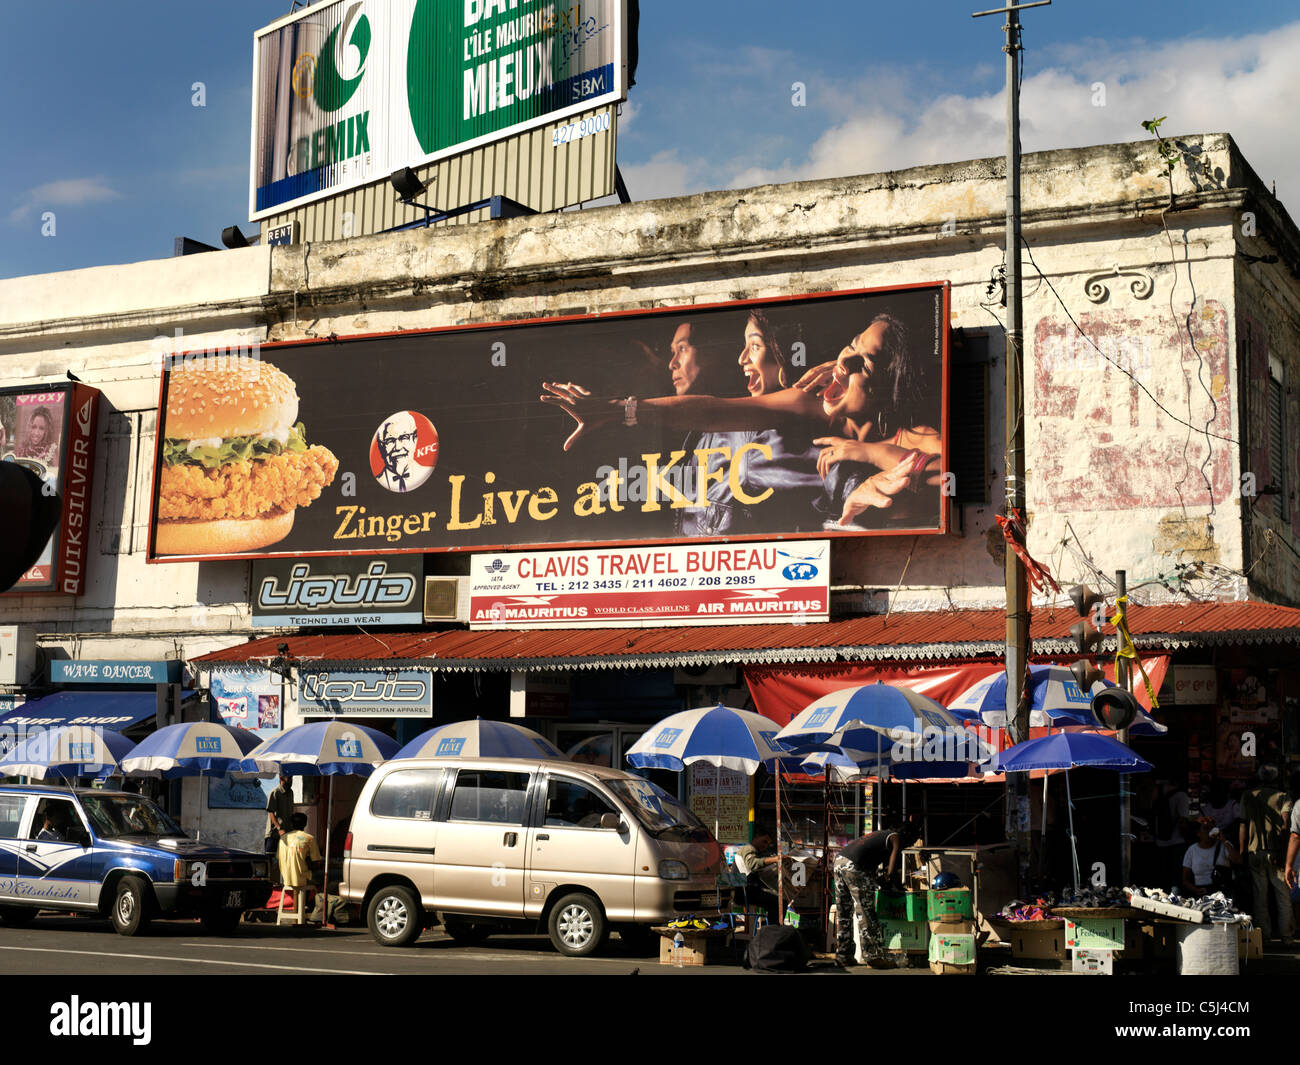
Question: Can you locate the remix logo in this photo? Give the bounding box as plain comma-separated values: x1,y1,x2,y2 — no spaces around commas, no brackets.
314,2,371,112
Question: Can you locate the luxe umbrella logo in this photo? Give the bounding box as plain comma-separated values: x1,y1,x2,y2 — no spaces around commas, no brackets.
314,3,371,112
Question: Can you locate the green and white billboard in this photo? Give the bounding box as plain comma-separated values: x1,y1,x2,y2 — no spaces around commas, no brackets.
250,0,626,220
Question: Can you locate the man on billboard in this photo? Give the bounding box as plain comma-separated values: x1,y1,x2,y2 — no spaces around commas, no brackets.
541,311,942,531
668,319,755,537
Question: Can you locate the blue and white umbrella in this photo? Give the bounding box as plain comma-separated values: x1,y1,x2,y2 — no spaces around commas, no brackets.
627,705,803,863
949,665,1167,734
625,705,801,775
239,720,399,777
121,721,264,778
393,719,564,761
0,725,136,780
775,682,963,756
121,721,265,839
989,731,1153,890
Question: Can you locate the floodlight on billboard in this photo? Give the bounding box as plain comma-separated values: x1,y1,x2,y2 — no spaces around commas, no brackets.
250,0,627,220
147,284,951,563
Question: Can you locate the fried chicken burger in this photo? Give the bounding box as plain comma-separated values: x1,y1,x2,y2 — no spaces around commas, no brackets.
155,358,338,555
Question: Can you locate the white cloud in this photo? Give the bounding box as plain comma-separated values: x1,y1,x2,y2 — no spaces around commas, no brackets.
8,176,121,224
616,20,1300,202
621,149,695,201
721,21,1300,199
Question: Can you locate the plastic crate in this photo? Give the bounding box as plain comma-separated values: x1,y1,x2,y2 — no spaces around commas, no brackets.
875,890,927,921
880,918,930,952
927,887,974,922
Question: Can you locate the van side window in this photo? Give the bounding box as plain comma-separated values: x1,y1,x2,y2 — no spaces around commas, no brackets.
544,779,617,828
0,795,25,839
449,771,530,825
371,769,441,820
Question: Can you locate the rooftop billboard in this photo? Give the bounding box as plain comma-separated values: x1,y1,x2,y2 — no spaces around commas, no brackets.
146,284,950,563
250,0,627,220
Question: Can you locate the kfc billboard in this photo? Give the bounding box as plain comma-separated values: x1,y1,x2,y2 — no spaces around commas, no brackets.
1,382,100,595
147,284,950,562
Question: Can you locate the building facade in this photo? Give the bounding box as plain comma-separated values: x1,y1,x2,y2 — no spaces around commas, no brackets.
1,131,1298,865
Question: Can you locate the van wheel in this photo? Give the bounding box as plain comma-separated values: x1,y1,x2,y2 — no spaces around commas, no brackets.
441,915,493,946
368,886,423,947
0,906,36,927
548,892,607,957
111,877,152,937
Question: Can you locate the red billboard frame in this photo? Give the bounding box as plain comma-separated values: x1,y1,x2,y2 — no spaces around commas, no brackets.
146,282,951,563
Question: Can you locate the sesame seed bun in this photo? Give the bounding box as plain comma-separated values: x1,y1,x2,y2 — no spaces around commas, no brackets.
154,510,295,557
165,358,299,440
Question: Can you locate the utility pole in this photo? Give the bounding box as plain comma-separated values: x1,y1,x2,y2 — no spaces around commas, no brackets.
1116,570,1132,887
972,0,1050,893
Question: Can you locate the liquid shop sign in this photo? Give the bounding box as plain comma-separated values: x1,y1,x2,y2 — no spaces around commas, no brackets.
250,0,626,218
147,285,951,563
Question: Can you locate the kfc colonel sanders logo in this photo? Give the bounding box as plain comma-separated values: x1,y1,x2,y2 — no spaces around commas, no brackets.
369,410,439,493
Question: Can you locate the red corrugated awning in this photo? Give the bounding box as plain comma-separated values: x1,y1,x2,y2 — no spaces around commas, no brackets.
191,600,1300,672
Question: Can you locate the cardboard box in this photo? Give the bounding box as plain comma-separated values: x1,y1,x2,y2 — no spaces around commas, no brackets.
1064,917,1127,951
659,932,711,967
881,918,930,953
1236,924,1262,960
927,887,974,922
930,960,976,975
1011,926,1067,960
1072,949,1114,975
929,930,977,967
929,918,977,937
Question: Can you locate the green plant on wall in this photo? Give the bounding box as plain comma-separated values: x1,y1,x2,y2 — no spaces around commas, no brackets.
1141,117,1182,176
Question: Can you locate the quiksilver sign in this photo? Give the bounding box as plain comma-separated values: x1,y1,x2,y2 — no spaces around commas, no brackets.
252,557,423,627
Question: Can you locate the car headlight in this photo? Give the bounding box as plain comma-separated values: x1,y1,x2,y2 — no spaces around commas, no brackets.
658,860,689,881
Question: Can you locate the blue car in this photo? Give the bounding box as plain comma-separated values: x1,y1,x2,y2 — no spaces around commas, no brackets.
0,784,271,935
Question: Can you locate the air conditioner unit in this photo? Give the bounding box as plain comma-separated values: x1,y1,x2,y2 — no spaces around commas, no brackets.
0,626,37,687
673,664,738,687
424,576,470,623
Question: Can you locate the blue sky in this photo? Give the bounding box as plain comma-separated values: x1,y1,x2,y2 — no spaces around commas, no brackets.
2,0,1297,279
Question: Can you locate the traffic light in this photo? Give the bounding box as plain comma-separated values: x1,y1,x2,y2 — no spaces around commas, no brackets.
1091,686,1139,730
1067,584,1106,691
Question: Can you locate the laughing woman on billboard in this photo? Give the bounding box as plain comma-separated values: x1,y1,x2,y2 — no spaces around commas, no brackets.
541,313,942,529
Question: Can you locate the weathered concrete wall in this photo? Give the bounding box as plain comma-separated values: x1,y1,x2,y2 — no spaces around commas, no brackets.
1237,256,1300,606
0,132,1288,663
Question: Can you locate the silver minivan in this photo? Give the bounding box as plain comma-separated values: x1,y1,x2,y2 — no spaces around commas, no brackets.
342,757,727,956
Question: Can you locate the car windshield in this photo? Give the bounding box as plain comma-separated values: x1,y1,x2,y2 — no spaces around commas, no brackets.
607,779,711,842
80,794,187,840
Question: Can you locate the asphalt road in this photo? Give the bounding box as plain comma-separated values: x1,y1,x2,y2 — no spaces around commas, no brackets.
0,913,874,976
